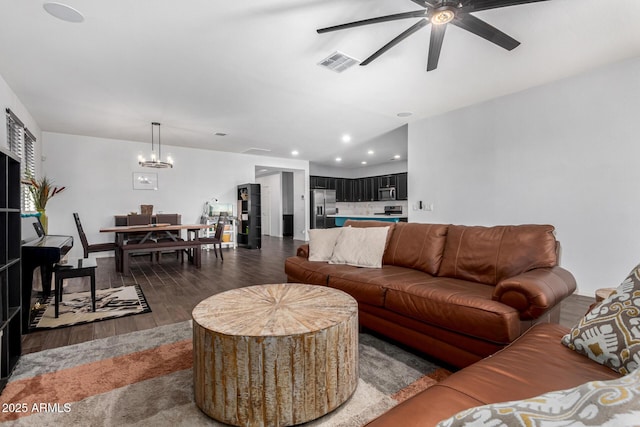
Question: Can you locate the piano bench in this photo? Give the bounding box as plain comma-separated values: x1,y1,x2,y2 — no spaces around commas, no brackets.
53,258,98,318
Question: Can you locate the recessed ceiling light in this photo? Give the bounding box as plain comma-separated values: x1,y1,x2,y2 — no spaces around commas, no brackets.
397,112,413,118
367,150,374,155
394,154,401,159
335,157,342,162
342,134,351,143
361,161,367,165
43,2,84,23
291,150,299,156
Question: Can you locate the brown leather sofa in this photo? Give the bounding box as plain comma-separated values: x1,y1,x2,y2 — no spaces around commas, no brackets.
284,221,577,368
364,322,621,426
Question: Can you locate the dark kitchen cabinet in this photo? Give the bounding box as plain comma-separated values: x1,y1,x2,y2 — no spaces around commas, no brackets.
335,178,353,202
310,176,336,190
357,177,375,202
312,173,406,202
377,175,397,189
396,172,408,200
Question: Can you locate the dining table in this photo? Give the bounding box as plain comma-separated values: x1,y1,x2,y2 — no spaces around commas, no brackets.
100,223,214,273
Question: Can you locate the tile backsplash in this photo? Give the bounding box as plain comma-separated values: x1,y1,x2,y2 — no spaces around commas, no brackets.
336,201,408,215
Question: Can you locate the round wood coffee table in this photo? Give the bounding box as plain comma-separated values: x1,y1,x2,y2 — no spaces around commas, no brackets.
192,283,359,426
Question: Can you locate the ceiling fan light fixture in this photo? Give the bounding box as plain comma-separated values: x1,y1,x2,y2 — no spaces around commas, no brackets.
431,9,455,25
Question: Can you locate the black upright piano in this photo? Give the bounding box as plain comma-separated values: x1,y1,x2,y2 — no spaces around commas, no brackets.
21,216,73,331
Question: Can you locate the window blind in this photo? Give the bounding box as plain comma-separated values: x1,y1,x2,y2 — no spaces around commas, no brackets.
6,108,37,212
6,108,24,158
23,129,36,212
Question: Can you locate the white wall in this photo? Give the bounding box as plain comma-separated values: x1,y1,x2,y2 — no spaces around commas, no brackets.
408,56,640,297
293,170,306,241
42,132,309,258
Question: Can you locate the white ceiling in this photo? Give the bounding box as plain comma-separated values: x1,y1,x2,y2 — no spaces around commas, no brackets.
1,0,640,169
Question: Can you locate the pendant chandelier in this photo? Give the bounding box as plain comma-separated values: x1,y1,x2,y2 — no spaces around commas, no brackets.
138,122,173,168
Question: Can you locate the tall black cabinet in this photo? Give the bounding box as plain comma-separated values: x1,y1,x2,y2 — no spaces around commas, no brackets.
237,184,261,249
0,146,22,393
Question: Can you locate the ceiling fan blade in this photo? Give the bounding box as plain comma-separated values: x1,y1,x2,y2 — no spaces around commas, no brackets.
426,24,447,71
466,0,550,12
360,19,429,66
451,13,520,50
409,0,435,8
317,10,427,34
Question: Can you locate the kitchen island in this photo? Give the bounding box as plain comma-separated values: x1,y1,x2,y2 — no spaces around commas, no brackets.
327,214,407,227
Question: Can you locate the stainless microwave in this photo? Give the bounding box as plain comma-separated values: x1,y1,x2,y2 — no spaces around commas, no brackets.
378,187,396,201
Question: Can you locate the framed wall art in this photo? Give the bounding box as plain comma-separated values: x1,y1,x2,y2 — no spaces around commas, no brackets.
133,172,158,190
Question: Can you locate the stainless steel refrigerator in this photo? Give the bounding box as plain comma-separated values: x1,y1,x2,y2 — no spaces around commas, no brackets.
310,189,336,229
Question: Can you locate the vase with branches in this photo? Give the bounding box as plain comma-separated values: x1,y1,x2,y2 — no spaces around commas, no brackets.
25,173,66,234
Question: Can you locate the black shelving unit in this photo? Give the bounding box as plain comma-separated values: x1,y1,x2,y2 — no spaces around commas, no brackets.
0,145,22,393
237,183,261,249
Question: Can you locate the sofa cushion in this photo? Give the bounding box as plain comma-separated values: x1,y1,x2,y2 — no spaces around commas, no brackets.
327,265,429,307
284,257,335,286
561,263,640,375
438,224,558,285
364,323,621,427
437,367,640,427
382,222,448,275
308,227,343,262
383,278,522,343
330,226,390,268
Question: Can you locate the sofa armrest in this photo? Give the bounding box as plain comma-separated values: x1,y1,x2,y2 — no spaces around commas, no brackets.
297,244,309,258
493,266,577,320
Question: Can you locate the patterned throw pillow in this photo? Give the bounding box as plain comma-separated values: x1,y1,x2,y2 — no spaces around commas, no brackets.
561,263,640,375
436,368,640,427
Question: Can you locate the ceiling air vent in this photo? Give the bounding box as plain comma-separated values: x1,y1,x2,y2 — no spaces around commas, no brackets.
242,147,272,155
318,51,359,73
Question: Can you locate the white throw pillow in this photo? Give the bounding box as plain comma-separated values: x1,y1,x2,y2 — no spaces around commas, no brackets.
330,226,390,268
308,228,344,262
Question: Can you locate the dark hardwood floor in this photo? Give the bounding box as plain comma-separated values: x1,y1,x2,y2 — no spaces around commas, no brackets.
22,236,302,354
21,236,594,355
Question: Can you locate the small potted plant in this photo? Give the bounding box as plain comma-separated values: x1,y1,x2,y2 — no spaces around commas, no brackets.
25,173,66,234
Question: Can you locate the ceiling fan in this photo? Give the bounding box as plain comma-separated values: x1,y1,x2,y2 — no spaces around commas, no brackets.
317,0,549,71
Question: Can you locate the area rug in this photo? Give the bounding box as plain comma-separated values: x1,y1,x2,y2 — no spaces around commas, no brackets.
29,285,151,330
1,321,451,426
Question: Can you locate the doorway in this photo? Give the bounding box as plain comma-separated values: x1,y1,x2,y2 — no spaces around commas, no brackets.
255,166,306,241
261,185,272,236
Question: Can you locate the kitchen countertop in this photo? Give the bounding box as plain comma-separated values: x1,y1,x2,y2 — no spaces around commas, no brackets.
328,214,408,226
327,214,407,218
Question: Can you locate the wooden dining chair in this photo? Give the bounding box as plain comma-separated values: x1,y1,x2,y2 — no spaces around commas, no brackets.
199,216,227,260
125,213,154,261
125,214,152,242
155,213,184,262
127,213,152,226
73,213,117,258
